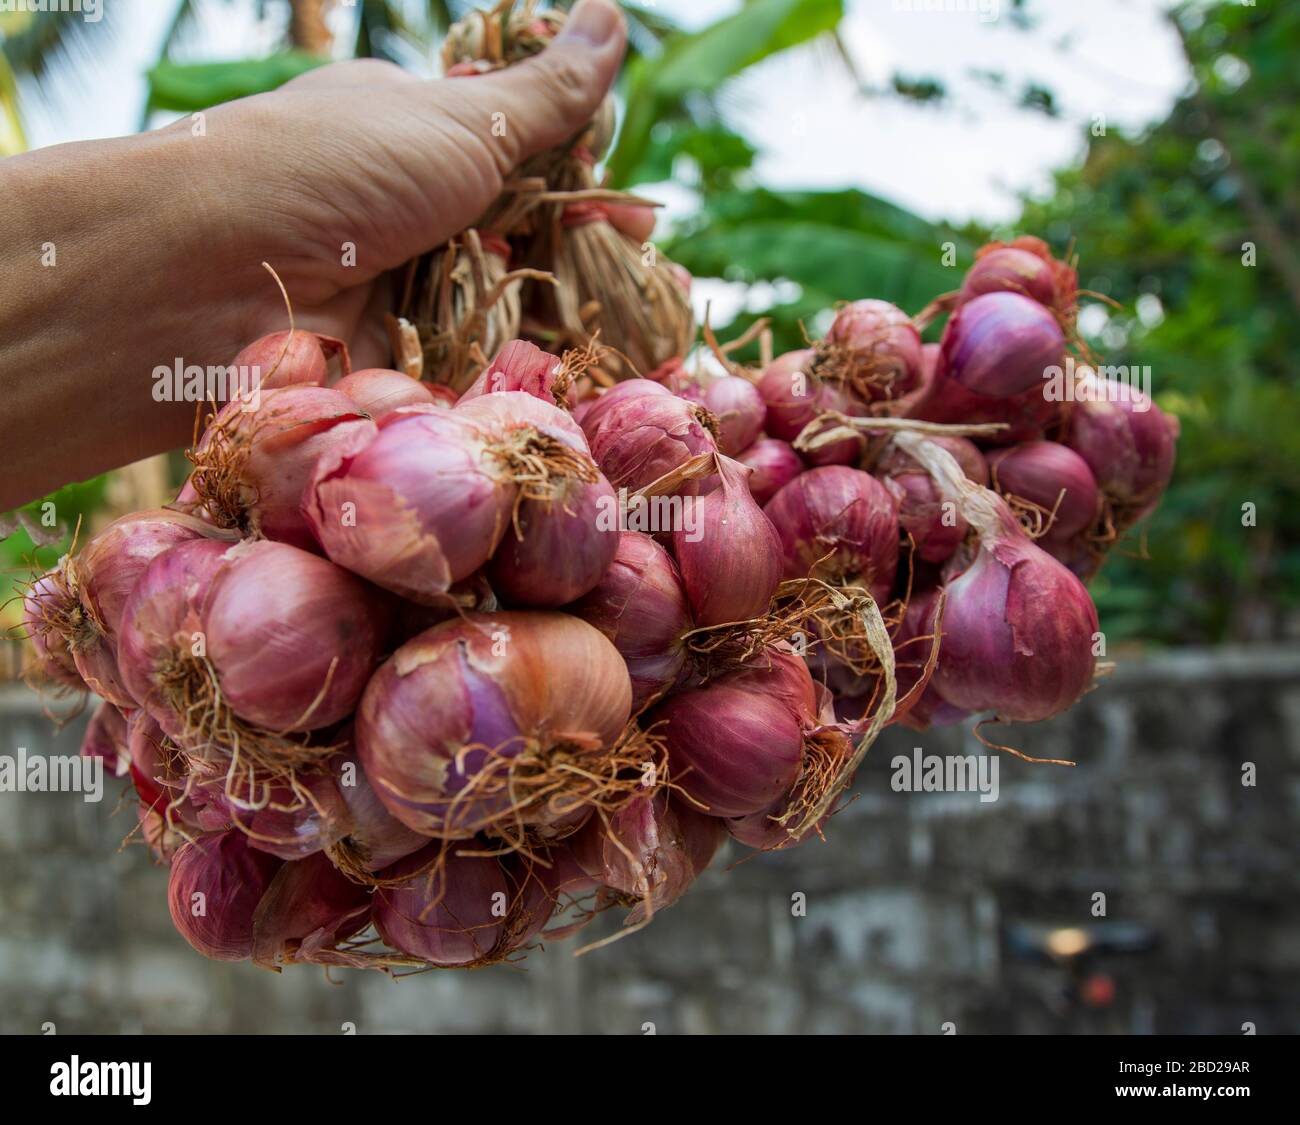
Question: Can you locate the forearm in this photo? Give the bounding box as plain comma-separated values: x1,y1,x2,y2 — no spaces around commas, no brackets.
0,125,260,511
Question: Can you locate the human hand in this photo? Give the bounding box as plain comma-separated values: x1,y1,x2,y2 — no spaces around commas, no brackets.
0,0,626,508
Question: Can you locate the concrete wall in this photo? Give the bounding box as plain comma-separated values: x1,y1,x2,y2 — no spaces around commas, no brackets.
1,645,1297,1035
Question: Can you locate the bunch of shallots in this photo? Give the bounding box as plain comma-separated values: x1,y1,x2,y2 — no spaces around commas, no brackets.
23,14,1179,974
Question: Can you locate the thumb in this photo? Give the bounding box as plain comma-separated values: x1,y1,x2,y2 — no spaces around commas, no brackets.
469,0,627,170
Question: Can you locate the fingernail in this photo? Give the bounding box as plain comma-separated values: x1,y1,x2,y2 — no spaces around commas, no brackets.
559,0,622,48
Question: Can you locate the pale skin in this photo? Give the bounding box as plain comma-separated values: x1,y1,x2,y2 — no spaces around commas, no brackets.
0,0,627,512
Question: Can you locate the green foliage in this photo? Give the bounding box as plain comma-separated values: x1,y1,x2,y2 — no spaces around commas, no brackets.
663,186,972,357
0,476,108,631
1018,0,1300,642
146,52,328,112
609,0,844,188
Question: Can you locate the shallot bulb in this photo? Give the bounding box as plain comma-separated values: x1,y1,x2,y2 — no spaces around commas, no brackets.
118,539,386,737
356,612,633,838
459,392,614,605
193,769,352,862
737,438,803,506
580,380,718,491
327,749,429,877
876,436,986,564
80,701,131,778
908,292,1064,443
937,292,1065,398
889,587,968,732
891,433,1099,724
372,844,511,967
168,830,284,961
306,405,514,603
818,298,923,402
248,851,372,969
190,385,376,551
334,369,440,419
652,648,844,821
696,375,765,456
1066,371,1179,521
672,456,782,627
987,441,1100,541
569,531,693,709
958,236,1078,329
757,349,863,467
487,474,619,607
231,329,351,390
764,466,900,604
933,511,1099,722
35,509,219,706
568,794,724,924
22,568,86,690
457,340,573,409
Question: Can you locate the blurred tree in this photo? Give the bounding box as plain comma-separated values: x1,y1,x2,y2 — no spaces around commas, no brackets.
1018,0,1300,643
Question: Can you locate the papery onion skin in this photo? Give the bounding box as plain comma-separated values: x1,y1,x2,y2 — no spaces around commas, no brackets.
932,510,1098,724
116,538,235,737
672,456,782,627
988,440,1100,541
736,438,803,506
249,852,372,968
764,466,900,604
372,844,510,966
231,329,350,390
457,340,573,409
64,510,218,706
194,386,376,552
167,830,284,961
580,382,717,491
487,475,619,607
698,376,765,456
757,349,863,467
937,292,1066,398
455,388,590,457
889,587,968,732
958,236,1078,323
1066,374,1179,516
356,612,632,837
568,793,724,922
568,531,692,710
81,701,131,778
22,569,84,689
329,749,429,873
305,405,514,603
201,540,388,731
821,298,923,401
335,369,439,419
652,670,804,818
877,437,985,564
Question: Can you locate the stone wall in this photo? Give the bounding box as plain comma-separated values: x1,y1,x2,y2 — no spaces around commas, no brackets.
1,645,1297,1034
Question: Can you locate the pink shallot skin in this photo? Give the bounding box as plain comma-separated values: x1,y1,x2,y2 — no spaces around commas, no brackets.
764,465,900,605
931,513,1098,724
305,405,514,603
